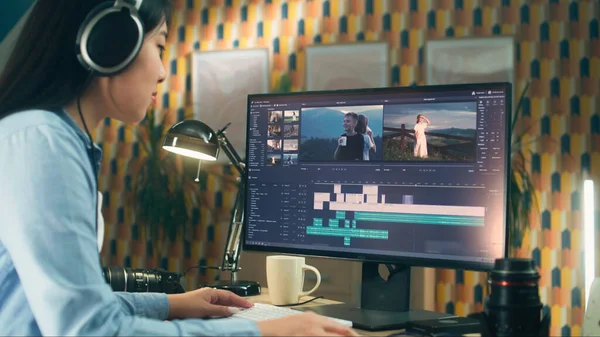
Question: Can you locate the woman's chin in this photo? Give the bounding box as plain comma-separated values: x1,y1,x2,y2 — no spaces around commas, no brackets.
123,110,149,125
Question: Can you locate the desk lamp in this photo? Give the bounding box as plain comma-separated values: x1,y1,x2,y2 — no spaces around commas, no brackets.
162,120,260,297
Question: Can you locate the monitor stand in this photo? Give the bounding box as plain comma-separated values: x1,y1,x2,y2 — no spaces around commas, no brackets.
295,262,453,331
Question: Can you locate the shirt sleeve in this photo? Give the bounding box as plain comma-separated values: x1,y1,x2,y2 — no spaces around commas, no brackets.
0,125,261,337
114,292,170,320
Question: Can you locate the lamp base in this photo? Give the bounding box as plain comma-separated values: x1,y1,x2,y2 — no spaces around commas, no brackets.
199,280,261,297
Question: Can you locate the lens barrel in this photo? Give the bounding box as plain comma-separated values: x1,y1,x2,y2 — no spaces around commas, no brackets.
102,267,178,293
487,258,542,337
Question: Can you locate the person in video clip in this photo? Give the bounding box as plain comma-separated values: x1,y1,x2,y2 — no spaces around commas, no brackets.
334,112,364,161
413,114,430,159
269,111,281,123
355,114,376,160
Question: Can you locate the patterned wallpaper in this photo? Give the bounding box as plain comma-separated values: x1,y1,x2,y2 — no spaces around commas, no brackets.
96,0,599,335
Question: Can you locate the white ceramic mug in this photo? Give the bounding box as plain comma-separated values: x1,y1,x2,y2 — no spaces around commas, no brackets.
266,255,321,305
339,136,347,146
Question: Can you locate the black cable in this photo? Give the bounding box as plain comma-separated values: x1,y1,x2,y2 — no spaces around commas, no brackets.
182,264,221,277
275,296,324,307
77,93,98,236
75,71,99,238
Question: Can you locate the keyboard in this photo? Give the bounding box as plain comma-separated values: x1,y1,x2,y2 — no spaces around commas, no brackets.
230,302,353,327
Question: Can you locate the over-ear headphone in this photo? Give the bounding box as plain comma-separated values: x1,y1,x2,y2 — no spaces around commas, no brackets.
76,0,145,76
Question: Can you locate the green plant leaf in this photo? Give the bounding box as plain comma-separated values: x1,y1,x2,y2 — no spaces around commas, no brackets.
508,82,539,253
127,110,204,256
275,73,292,93
511,81,530,135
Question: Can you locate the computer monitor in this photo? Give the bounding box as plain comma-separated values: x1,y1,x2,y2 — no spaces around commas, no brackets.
242,82,511,330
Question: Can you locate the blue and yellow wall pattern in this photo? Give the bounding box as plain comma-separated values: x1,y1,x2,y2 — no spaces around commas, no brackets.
96,1,599,336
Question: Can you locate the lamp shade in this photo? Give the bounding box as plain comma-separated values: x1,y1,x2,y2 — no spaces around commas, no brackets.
162,120,220,161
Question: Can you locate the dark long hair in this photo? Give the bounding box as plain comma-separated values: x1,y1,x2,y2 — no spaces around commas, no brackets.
0,0,172,119
355,114,367,134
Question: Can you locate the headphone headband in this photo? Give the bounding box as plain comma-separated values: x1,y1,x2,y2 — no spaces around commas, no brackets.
114,0,143,10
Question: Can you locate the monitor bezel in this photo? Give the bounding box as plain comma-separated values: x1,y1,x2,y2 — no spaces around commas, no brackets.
242,82,512,272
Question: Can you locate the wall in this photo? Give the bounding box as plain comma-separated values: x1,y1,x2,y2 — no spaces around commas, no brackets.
0,0,35,42
97,0,600,336
0,1,34,72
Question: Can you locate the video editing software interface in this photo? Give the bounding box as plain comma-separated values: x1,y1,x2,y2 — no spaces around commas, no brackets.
244,84,509,266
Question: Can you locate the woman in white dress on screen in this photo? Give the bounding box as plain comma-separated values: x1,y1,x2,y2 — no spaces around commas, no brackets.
413,114,430,159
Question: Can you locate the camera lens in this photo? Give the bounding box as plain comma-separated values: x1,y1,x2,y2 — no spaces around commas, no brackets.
130,269,162,292
102,267,161,293
487,258,542,337
102,267,185,294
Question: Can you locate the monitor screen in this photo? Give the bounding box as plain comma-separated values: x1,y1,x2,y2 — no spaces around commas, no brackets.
242,83,510,271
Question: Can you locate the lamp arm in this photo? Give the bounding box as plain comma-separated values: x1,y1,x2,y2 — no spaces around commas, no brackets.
216,132,246,275
217,133,245,176
221,178,245,275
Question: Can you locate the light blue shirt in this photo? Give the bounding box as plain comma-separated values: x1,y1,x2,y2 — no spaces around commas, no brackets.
0,109,261,336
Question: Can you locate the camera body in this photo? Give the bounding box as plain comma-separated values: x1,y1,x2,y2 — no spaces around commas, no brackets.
102,267,185,294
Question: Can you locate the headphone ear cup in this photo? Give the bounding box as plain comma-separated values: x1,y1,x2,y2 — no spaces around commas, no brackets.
76,2,144,76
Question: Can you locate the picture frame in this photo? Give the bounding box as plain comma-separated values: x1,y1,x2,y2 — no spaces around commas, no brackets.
424,36,516,87
191,48,270,161
305,42,390,91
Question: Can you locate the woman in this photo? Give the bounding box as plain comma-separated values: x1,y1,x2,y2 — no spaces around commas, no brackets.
0,1,357,336
355,114,376,160
413,114,430,159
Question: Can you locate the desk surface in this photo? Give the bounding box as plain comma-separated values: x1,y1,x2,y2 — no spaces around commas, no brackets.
247,288,404,337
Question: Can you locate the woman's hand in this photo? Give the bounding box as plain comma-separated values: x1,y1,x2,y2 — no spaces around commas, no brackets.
256,311,360,336
167,288,253,319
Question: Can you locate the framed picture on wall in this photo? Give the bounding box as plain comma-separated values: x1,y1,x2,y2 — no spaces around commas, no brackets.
305,42,390,91
424,36,515,86
191,48,270,161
